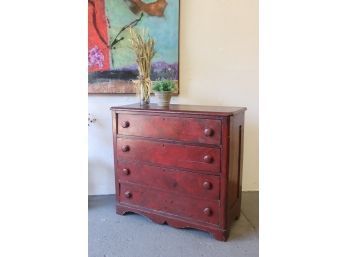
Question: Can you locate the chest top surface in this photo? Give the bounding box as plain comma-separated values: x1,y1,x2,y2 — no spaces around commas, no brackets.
111,104,246,117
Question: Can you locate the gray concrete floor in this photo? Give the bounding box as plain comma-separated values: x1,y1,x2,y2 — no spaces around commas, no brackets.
89,192,259,257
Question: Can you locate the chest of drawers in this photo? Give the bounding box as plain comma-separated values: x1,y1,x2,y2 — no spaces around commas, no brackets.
111,104,246,241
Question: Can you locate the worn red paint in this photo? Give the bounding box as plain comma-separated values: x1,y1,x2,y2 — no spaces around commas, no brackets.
116,137,221,173
111,104,247,241
117,160,220,200
118,114,222,145
119,183,220,225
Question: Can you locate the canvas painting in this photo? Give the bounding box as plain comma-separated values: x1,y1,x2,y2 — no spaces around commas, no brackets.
88,0,179,94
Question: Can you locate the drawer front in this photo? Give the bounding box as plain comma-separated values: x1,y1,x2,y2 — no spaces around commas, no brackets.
117,161,220,200
116,137,221,173
120,183,220,225
118,114,221,145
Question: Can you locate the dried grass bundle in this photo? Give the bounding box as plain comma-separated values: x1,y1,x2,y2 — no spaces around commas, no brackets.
129,27,155,103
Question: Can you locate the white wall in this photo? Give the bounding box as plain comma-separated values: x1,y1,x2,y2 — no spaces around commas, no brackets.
88,0,258,195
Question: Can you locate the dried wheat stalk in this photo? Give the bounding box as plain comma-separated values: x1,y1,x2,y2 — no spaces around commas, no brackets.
129,27,155,102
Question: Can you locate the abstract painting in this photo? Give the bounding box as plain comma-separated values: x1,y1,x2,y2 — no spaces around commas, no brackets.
88,0,179,94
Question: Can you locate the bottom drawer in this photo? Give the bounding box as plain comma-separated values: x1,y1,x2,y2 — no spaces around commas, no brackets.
119,183,220,225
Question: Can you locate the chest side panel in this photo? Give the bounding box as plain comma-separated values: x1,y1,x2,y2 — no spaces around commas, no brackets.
227,112,245,226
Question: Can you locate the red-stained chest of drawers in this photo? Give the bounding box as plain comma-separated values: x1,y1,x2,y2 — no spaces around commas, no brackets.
111,104,246,241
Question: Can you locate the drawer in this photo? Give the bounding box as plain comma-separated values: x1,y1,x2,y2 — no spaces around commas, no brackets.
116,137,221,173
117,161,220,200
117,114,221,145
119,183,220,225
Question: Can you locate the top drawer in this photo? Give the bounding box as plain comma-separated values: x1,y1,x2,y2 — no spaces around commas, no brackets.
117,114,221,145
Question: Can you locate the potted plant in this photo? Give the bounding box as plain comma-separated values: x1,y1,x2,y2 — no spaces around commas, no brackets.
152,79,176,107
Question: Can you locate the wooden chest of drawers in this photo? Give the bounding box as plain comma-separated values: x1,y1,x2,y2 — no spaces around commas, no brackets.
111,104,246,241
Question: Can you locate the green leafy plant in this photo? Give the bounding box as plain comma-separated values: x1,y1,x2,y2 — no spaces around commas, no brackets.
152,80,175,92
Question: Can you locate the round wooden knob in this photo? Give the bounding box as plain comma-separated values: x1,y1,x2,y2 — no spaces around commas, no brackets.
121,145,130,152
124,191,132,198
203,181,212,190
122,168,130,175
203,155,213,163
121,121,130,128
203,207,212,216
204,128,214,137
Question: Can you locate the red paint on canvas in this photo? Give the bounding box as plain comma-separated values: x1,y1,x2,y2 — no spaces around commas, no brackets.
88,0,110,72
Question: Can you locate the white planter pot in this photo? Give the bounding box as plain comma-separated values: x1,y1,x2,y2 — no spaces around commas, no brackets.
155,91,172,107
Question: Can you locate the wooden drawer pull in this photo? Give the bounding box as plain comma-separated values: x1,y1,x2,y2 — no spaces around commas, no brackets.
121,121,130,128
203,181,212,190
122,168,130,175
203,207,212,216
121,145,130,152
204,128,214,137
124,191,132,198
203,155,213,163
